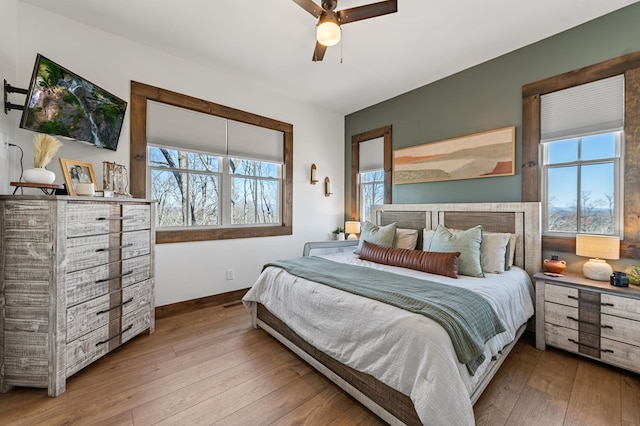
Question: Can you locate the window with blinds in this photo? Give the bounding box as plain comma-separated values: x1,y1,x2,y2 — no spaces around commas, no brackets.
146,101,283,229
540,75,624,237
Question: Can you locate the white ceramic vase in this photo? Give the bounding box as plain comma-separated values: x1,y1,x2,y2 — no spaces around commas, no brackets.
23,167,56,184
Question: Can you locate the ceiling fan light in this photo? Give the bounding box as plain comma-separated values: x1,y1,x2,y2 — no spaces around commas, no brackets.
317,20,340,46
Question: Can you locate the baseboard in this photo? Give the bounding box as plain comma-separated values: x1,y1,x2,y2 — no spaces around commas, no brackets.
155,288,249,320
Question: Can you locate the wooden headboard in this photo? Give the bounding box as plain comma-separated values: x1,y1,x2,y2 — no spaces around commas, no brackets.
372,202,542,277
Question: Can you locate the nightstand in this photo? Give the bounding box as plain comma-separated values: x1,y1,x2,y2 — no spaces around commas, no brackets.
534,272,640,374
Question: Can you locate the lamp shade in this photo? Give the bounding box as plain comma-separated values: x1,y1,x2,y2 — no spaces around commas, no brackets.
575,234,620,260
345,221,361,235
317,14,340,46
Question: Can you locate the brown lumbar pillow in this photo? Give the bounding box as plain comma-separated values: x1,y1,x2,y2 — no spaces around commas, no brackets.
358,240,460,278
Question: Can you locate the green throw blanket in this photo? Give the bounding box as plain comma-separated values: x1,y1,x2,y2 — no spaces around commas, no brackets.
264,256,506,374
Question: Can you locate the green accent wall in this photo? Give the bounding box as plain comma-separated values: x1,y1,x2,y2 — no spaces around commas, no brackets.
345,3,640,208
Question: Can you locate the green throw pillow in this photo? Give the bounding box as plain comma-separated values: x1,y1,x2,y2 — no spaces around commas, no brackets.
429,224,484,277
354,222,397,255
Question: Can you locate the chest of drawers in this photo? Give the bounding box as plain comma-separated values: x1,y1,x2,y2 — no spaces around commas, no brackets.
535,272,640,374
0,196,155,396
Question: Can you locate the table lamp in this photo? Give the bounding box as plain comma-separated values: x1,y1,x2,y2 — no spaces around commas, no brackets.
575,234,620,281
345,221,361,240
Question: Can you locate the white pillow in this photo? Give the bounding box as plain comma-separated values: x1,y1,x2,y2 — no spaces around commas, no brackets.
423,229,435,251
481,232,511,273
507,233,518,268
395,228,419,250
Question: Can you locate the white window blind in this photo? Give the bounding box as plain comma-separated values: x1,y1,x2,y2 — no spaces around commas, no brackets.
147,101,284,163
147,101,227,153
359,137,384,172
227,120,284,163
541,74,624,141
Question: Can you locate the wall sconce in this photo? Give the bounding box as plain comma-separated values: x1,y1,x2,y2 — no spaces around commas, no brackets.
324,177,332,197
310,163,318,184
575,234,620,281
345,221,361,240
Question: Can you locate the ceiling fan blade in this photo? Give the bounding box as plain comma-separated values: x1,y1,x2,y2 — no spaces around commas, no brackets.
337,0,397,25
292,0,324,18
312,41,327,62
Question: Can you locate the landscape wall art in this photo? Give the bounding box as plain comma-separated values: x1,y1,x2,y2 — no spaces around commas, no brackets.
393,126,515,185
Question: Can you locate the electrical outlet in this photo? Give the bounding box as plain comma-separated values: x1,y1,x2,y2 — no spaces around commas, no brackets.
226,269,234,280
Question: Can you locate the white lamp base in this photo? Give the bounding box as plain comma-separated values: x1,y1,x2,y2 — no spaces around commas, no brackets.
583,258,613,281
347,234,358,240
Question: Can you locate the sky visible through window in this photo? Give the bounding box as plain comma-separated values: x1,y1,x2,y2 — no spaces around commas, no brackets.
547,133,615,209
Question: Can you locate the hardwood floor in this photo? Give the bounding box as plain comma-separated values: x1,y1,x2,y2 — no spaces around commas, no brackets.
1,302,639,425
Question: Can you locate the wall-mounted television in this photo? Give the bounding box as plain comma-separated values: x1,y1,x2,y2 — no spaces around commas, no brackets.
19,54,127,151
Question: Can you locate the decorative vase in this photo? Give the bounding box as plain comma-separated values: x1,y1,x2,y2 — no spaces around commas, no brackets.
23,167,55,184
544,255,567,274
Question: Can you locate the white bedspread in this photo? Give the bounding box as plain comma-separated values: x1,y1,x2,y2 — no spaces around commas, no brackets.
242,252,534,425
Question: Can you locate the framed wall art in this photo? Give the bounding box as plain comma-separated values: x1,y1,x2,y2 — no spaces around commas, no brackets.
393,126,515,185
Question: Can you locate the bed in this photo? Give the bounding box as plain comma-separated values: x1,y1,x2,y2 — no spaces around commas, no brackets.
243,202,541,425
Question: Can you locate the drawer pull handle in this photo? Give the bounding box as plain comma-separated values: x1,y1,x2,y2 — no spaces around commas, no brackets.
601,324,613,329
567,295,579,300
96,243,134,252
566,316,600,327
96,216,135,221
567,339,601,351
601,349,614,354
95,324,134,346
600,302,614,307
95,270,134,283
95,297,134,315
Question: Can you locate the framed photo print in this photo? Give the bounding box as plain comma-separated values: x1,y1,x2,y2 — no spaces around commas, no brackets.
59,158,98,196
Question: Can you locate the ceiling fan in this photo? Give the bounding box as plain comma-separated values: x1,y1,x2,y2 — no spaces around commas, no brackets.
293,0,398,61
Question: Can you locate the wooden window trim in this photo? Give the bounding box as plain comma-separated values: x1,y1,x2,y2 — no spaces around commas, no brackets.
350,125,392,221
130,81,293,244
521,51,640,258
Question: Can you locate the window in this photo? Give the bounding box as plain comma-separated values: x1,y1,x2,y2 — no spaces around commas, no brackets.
540,74,624,238
542,132,622,236
521,51,640,258
360,169,385,222
149,146,222,227
130,81,293,243
229,157,281,225
350,127,392,222
149,147,281,228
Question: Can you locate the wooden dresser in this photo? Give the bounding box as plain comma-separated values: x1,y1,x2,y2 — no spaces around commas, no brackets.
535,272,640,374
0,196,155,396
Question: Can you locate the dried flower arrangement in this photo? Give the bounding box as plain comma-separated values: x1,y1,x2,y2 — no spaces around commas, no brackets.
33,133,62,168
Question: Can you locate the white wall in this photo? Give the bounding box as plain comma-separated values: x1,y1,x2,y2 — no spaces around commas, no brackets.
0,0,18,194
10,3,346,306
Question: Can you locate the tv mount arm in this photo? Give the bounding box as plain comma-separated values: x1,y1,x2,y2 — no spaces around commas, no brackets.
4,79,27,114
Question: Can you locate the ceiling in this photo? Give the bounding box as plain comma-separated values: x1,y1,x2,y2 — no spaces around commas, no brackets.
19,0,640,115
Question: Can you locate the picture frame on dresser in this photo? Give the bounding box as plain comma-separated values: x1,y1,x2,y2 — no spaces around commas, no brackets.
59,157,98,196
